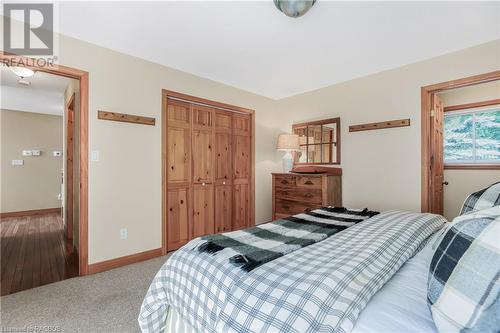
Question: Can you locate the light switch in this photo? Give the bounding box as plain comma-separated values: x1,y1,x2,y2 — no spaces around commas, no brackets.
22,150,32,156
12,159,24,166
31,150,41,156
91,150,99,162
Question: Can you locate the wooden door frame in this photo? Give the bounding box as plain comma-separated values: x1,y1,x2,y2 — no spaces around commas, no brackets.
65,93,75,240
1,52,90,275
161,89,255,255
420,70,500,213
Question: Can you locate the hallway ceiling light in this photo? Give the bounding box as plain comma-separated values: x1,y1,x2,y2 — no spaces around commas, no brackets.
9,66,35,78
274,0,316,18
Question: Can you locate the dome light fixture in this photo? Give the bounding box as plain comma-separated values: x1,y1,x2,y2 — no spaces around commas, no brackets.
8,66,35,78
274,0,316,18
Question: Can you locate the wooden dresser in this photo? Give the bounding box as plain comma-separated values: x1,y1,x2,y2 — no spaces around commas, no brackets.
272,172,342,220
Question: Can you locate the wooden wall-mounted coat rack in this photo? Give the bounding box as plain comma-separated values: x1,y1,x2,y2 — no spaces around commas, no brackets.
349,118,410,132
98,110,155,126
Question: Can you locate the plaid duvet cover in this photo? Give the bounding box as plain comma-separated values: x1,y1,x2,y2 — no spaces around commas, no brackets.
139,211,445,333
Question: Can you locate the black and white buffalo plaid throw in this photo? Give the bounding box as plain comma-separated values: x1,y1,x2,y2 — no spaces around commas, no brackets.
195,207,379,272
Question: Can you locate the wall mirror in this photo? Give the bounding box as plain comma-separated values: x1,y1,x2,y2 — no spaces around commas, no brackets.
292,117,341,165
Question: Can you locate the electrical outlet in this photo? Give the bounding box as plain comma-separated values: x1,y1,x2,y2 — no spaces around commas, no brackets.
120,228,128,240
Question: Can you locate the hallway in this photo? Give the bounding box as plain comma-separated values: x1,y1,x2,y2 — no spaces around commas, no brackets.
1,212,78,296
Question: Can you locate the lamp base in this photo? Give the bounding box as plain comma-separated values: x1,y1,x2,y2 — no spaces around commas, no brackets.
282,151,294,173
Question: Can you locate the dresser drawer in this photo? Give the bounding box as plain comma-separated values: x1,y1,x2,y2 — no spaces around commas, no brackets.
296,175,323,189
275,187,322,204
274,174,296,187
275,198,321,216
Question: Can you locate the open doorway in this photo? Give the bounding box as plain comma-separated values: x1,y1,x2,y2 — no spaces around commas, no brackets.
0,64,84,295
421,71,500,219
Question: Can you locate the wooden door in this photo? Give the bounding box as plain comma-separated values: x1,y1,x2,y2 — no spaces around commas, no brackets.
215,185,232,233
192,184,214,238
166,100,192,250
430,94,445,215
65,95,75,240
233,114,251,230
215,111,232,185
192,130,214,183
214,111,233,233
167,188,190,250
233,184,249,230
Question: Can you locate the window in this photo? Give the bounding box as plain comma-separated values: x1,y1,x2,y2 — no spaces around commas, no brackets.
444,106,500,165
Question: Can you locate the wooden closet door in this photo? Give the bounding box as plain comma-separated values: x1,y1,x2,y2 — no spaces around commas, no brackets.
215,186,232,232
215,111,233,233
232,114,251,230
192,105,214,184
192,184,214,238
167,188,190,251
166,99,192,250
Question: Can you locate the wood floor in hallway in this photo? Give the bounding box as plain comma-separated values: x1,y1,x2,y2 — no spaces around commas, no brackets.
0,213,78,296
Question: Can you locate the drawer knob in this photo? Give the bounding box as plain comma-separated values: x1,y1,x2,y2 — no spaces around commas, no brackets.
282,205,290,209
304,193,313,198
281,180,289,184
304,180,314,185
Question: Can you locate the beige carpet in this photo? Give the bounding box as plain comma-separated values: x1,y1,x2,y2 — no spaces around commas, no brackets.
1,253,172,332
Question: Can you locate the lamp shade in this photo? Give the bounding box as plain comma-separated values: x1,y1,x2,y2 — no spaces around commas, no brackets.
277,134,300,151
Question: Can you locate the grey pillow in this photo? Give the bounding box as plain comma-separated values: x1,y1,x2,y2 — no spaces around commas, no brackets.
428,206,499,333
460,182,500,215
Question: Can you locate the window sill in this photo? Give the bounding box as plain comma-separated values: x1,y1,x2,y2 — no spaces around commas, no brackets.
444,164,500,170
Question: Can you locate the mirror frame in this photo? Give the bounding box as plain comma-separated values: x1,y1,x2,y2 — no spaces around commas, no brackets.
292,117,341,165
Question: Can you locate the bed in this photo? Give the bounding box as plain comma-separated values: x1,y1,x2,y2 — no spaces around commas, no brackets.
138,210,446,333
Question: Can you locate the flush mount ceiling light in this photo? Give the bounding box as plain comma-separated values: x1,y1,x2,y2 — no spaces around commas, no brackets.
8,66,35,78
274,0,316,18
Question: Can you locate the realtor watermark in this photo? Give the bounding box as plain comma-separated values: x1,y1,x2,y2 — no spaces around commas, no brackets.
0,326,61,333
2,2,58,67
3,3,53,55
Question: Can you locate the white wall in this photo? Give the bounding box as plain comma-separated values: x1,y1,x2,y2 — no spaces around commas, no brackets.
55,34,282,263
274,40,500,213
438,81,500,220
3,20,498,264
1,110,63,212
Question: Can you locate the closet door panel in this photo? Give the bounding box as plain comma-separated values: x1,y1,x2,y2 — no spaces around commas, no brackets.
167,188,191,251
233,183,249,230
233,135,250,181
167,127,190,184
193,105,213,129
192,184,214,238
215,111,232,132
167,100,190,128
215,132,232,185
192,130,214,183
215,185,232,233
233,114,251,136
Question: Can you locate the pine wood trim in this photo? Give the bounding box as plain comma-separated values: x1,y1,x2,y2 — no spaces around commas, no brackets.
0,208,61,219
444,164,500,170
349,119,410,132
421,71,500,213
87,248,163,274
98,110,155,125
443,99,500,112
163,90,255,115
1,52,90,276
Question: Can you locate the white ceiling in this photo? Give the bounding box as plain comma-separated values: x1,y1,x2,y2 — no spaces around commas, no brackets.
53,1,499,99
0,68,72,115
